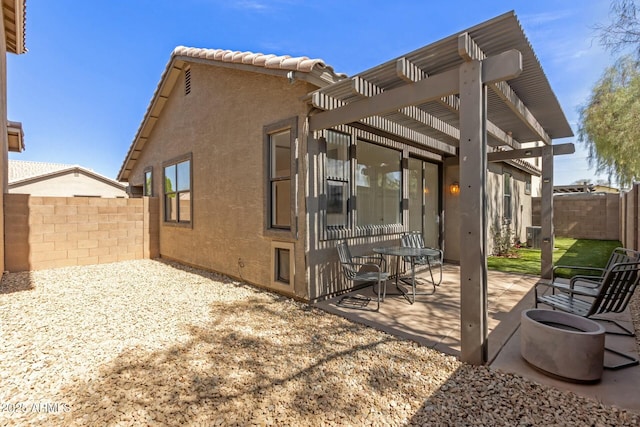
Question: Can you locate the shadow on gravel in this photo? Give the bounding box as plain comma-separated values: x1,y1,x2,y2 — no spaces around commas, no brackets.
57,293,429,425
0,271,34,294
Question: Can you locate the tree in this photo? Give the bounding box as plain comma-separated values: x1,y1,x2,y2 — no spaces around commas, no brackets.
577,55,640,187
596,0,640,56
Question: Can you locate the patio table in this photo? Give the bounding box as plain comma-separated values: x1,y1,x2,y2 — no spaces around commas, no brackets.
373,246,440,304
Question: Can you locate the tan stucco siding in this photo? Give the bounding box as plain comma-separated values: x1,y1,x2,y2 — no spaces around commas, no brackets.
9,172,128,197
444,162,534,261
128,63,314,298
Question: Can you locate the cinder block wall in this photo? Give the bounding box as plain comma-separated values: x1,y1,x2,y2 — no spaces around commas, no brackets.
4,194,159,272
536,193,620,240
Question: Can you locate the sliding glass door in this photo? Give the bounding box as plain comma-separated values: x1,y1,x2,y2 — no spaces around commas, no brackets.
408,158,440,248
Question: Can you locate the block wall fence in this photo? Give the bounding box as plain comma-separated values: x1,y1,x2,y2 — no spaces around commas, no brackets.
532,193,620,241
4,194,159,272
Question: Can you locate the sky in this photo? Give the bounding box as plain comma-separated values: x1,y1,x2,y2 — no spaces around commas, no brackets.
7,0,621,185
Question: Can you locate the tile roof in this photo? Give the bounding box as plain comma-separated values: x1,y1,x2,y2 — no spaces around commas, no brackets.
172,46,341,75
118,46,346,181
9,160,78,182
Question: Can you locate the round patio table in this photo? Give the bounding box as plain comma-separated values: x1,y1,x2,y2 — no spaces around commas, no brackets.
373,246,440,304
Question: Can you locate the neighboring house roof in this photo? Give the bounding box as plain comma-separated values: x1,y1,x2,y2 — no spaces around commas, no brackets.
8,160,126,191
3,0,27,54
117,46,346,181
554,184,594,194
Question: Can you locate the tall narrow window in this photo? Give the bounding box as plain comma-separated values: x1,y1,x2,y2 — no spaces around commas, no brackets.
503,172,512,222
326,131,350,227
143,168,153,196
269,129,291,229
356,141,402,226
164,156,191,223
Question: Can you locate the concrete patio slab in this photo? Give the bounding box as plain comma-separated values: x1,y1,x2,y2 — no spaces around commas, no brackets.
314,265,640,413
314,265,540,362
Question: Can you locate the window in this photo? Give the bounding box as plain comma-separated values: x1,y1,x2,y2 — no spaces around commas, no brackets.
143,168,153,196
503,172,512,222
356,140,402,226
268,129,292,229
275,248,290,283
271,241,294,289
164,156,191,223
325,131,350,227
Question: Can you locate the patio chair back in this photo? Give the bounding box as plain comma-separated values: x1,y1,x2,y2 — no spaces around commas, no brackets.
400,231,443,286
588,261,640,317
537,260,640,319
605,248,640,271
335,240,388,311
336,240,357,280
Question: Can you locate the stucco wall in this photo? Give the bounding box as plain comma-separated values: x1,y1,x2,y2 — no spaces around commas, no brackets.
9,171,128,197
4,194,158,271
127,63,314,299
444,162,534,261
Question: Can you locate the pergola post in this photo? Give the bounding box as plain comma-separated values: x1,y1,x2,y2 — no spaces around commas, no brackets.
541,145,554,279
458,59,488,364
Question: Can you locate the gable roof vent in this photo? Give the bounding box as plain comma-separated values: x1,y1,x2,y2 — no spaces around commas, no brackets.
184,67,191,95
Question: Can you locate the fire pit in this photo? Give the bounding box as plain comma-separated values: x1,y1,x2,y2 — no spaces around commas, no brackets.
520,309,605,383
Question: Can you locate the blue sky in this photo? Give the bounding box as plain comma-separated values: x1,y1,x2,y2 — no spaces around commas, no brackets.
8,0,618,185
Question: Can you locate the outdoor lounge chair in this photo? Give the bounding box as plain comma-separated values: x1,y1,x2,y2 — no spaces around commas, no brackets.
535,259,640,369
546,247,640,299
400,231,443,291
336,240,389,311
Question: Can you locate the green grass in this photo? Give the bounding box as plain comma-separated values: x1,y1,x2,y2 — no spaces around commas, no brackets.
487,237,622,277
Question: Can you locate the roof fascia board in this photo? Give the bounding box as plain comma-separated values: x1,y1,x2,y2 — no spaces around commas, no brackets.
4,0,26,54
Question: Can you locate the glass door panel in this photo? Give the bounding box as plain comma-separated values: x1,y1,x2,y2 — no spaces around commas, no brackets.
408,158,440,248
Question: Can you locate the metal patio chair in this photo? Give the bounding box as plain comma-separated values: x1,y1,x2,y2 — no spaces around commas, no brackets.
400,231,443,291
548,247,640,299
535,259,640,369
336,240,389,311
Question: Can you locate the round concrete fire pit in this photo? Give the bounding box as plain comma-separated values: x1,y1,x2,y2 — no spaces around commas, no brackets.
520,309,605,383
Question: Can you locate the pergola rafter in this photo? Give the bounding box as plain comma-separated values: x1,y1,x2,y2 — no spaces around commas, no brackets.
396,57,521,150
458,33,551,145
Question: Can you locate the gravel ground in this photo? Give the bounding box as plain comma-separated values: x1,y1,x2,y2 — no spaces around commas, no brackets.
0,260,638,426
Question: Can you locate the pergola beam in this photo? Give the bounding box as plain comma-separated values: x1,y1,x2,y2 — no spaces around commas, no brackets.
311,92,456,155
351,76,460,142
458,33,552,145
396,57,521,149
487,143,574,162
309,67,460,132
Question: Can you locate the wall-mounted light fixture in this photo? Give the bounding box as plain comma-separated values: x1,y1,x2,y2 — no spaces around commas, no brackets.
449,182,460,195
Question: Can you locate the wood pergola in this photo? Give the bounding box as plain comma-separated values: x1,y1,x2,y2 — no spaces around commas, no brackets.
308,12,574,364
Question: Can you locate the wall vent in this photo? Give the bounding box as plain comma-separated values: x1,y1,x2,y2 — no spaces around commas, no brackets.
184,67,191,95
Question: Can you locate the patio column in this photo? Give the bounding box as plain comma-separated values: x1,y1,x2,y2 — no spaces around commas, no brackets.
541,145,554,279
458,59,488,365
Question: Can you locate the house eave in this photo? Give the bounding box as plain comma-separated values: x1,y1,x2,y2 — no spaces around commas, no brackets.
7,120,24,152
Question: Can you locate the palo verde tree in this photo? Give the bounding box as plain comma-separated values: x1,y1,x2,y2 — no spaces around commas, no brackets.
578,1,640,187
